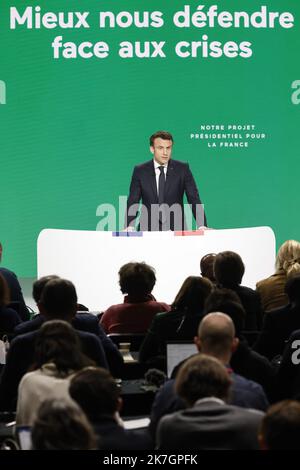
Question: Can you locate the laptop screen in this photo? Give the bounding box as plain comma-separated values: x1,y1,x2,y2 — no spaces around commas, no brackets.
166,342,197,378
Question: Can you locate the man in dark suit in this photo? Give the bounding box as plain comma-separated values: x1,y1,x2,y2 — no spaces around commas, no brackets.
125,131,207,231
156,354,263,450
0,278,108,411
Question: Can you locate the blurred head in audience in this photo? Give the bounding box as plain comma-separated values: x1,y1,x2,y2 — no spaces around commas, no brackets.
31,320,93,375
204,288,246,337
214,251,245,288
0,273,10,307
38,278,77,322
200,253,217,283
172,276,212,315
259,400,300,450
195,312,239,364
31,398,96,450
69,367,121,422
175,354,232,407
285,274,300,305
275,240,300,278
118,262,156,299
32,275,60,304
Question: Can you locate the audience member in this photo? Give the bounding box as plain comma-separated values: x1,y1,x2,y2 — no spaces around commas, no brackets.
14,275,123,376
259,400,300,450
0,273,21,334
100,262,170,334
156,354,264,450
256,239,300,312
214,251,263,330
0,278,108,410
16,320,94,425
149,313,268,436
69,367,152,450
204,288,275,399
0,242,29,321
31,399,96,450
139,276,212,367
254,274,300,360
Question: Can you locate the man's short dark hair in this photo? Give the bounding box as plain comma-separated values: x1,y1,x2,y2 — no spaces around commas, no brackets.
119,262,156,297
149,131,174,147
69,367,120,420
175,354,231,406
214,251,245,287
32,275,60,303
39,278,77,319
285,274,300,303
260,400,300,450
204,288,246,336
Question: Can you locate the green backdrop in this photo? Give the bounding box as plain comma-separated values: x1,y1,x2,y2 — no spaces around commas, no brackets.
0,0,299,277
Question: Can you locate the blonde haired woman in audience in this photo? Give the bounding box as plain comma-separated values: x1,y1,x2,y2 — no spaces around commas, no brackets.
256,240,300,312
16,320,94,426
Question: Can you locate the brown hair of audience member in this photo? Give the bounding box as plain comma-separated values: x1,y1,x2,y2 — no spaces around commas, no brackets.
69,367,121,420
203,288,246,336
0,273,10,307
30,320,94,376
276,240,300,278
172,276,212,315
31,398,97,450
175,354,232,407
118,262,156,298
32,275,60,304
259,400,300,450
214,251,245,288
200,253,217,283
149,130,174,147
38,278,77,321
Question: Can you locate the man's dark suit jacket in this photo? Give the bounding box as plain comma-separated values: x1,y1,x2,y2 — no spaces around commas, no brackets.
157,401,263,450
253,303,300,360
0,329,108,411
13,313,123,376
149,363,268,437
126,159,206,230
93,417,153,450
0,267,30,321
224,285,263,330
275,329,300,400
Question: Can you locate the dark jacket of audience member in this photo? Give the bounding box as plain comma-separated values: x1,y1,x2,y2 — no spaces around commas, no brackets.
254,274,300,360
0,267,29,321
0,273,21,334
275,329,300,401
139,276,212,366
156,355,264,450
214,251,263,330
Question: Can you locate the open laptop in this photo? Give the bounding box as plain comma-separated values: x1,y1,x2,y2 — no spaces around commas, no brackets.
166,341,197,378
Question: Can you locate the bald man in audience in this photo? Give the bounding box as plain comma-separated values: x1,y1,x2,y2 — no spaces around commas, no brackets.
149,312,268,436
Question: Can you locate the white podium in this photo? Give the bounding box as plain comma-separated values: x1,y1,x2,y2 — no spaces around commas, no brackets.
37,227,275,311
